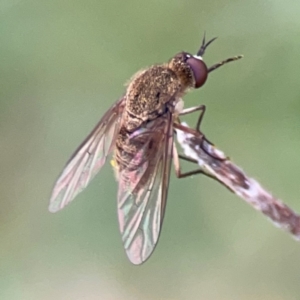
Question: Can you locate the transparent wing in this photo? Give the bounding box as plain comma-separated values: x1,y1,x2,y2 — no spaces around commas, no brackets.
49,98,125,213
117,112,174,264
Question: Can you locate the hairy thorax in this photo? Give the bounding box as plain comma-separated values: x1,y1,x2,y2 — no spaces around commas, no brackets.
124,65,181,131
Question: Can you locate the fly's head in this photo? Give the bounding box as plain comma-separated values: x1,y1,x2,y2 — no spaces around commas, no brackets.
168,51,208,92
168,36,218,92
168,35,242,94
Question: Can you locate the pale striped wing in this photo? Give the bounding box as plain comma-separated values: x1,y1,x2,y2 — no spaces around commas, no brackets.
49,98,125,213
117,112,174,264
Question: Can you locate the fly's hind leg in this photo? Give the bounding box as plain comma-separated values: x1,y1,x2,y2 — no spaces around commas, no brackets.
173,142,203,178
173,143,228,189
173,143,217,180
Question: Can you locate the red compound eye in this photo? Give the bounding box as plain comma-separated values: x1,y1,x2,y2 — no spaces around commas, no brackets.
186,57,208,88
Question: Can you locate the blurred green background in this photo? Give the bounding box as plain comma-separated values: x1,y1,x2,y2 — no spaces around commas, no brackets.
2,0,300,299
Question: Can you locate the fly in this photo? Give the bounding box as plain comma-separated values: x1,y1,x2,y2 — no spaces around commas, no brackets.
49,35,242,264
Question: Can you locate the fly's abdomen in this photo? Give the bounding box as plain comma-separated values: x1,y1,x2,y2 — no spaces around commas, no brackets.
113,126,158,187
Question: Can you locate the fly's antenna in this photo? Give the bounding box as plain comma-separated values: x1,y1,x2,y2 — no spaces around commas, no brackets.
208,55,243,73
197,32,217,57
197,32,243,73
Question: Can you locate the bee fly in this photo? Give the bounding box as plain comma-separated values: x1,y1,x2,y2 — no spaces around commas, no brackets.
49,35,242,264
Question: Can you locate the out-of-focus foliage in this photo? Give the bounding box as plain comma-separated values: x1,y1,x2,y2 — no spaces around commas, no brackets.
1,1,300,299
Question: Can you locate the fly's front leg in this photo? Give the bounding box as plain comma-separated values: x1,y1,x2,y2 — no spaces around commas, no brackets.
174,108,227,162
179,104,206,132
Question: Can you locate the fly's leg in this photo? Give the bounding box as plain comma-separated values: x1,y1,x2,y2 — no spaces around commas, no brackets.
179,104,206,132
173,143,203,178
173,143,219,181
173,144,232,191
173,122,203,137
176,106,225,160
